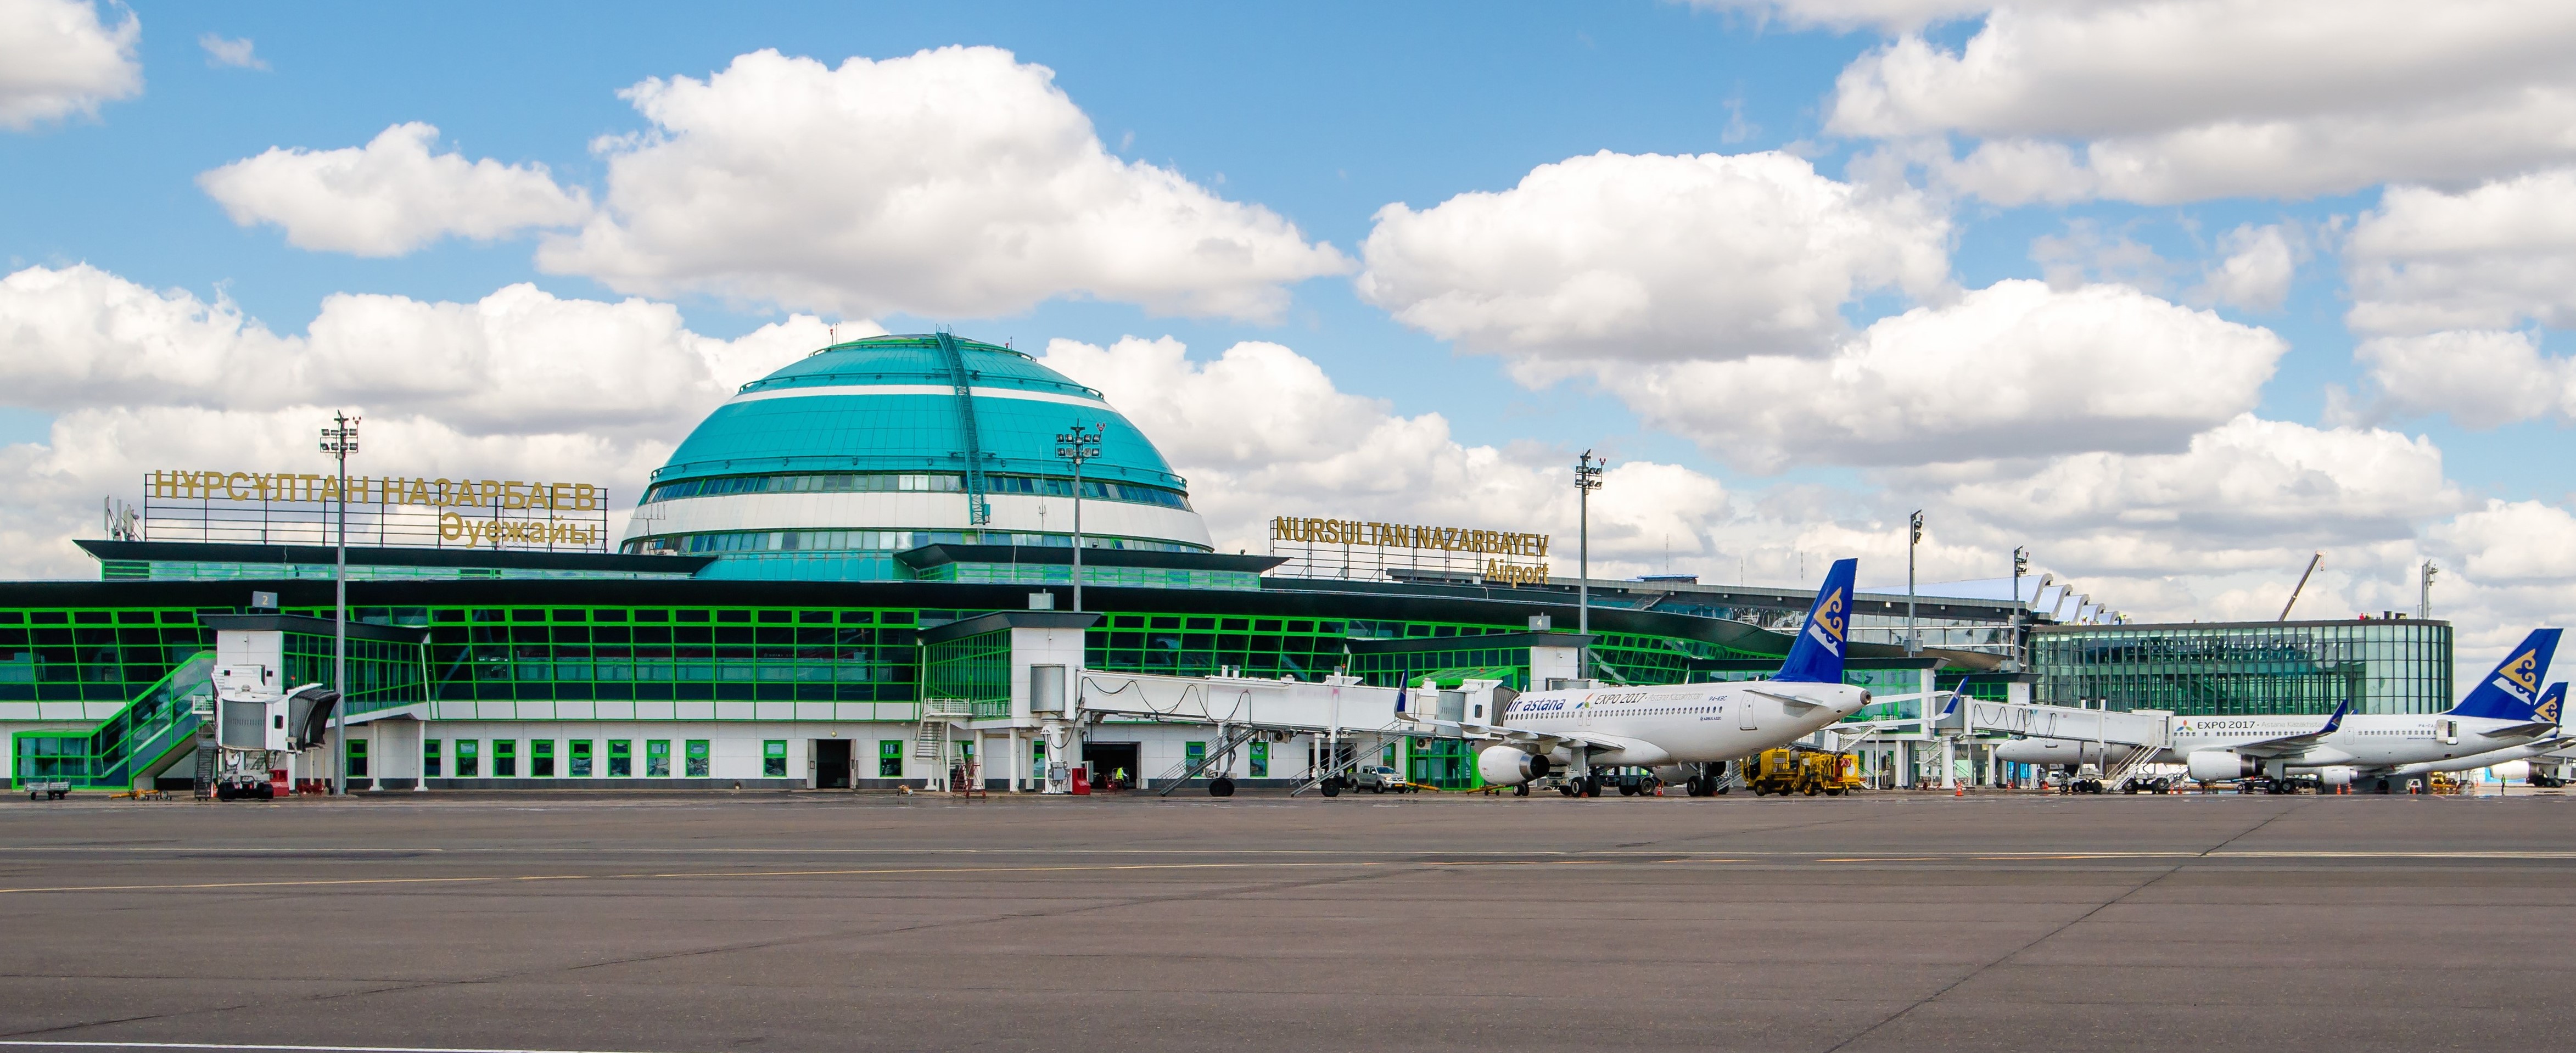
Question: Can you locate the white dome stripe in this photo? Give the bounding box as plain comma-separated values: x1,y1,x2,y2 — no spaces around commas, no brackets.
726,384,1109,408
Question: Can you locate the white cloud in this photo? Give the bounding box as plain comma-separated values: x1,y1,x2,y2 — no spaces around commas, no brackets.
2354,330,2576,428
2434,501,2576,583
1580,281,2284,472
0,0,140,130
1939,415,2457,577
1684,0,2009,33
198,123,591,256
2347,169,2576,334
1356,149,1950,369
538,47,1348,321
1035,335,1732,568
2191,222,2299,311
2031,219,2172,293
1827,1,2576,203
0,264,851,436
198,32,263,70
0,264,863,575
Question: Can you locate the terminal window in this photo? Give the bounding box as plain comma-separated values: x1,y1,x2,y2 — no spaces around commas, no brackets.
568,740,592,777
879,740,903,777
492,740,516,777
455,740,479,778
646,740,671,777
685,740,710,777
423,739,440,777
1249,741,1267,777
607,740,631,777
345,738,368,778
531,740,555,777
764,740,787,777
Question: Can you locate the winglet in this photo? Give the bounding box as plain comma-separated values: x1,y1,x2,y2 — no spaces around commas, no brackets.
2319,698,2350,736
1775,558,1857,684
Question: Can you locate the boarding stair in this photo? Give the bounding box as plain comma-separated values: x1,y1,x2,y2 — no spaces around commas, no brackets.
1287,740,1373,797
1153,724,1261,796
10,652,216,793
915,698,971,759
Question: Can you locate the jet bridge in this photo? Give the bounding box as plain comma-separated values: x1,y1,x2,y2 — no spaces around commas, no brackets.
1066,669,1492,794
1952,698,2175,786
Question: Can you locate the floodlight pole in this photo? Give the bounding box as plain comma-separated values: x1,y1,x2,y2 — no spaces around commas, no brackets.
319,413,360,796
1055,423,1102,614
2011,546,2030,672
1906,511,1923,657
1574,451,1604,680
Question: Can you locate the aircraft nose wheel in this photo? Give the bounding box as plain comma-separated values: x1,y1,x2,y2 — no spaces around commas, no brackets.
1514,783,1530,797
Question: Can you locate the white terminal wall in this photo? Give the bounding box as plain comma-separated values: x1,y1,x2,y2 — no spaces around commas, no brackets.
626,492,1213,549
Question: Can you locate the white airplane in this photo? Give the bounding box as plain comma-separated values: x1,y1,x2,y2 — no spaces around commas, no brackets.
1993,629,2565,789
1416,557,1873,798
2376,682,2568,781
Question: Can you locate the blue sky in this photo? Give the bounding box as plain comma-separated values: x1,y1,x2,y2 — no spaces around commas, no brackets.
3,0,2574,660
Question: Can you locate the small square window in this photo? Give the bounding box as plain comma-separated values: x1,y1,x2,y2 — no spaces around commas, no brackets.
423,739,442,777
685,739,710,777
878,740,904,778
492,740,517,777
454,740,479,778
608,740,632,777
646,740,671,777
568,740,592,777
763,740,788,778
530,740,555,777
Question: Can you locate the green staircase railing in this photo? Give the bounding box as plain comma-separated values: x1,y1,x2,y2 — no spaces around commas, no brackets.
12,652,215,790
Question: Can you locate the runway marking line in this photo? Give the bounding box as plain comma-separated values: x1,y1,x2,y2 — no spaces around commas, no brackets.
0,1043,668,1053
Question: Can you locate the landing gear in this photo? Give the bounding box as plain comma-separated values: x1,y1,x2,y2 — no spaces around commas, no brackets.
1514,783,1530,797
1580,776,1603,798
1684,775,1711,797
1208,777,1235,798
1319,778,1340,798
1558,783,1578,797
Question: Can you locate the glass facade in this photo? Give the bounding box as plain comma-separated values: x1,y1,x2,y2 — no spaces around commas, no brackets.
2030,620,2454,716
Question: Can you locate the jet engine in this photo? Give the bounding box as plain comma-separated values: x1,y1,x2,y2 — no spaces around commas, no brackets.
2315,766,2356,787
1477,745,1552,786
2186,749,2259,782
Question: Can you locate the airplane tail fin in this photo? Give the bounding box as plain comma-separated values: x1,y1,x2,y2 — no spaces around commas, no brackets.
1775,558,1857,684
2539,682,2567,726
2448,629,2563,721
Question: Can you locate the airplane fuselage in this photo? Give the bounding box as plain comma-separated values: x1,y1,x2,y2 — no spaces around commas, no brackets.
1498,682,1871,766
2159,713,2542,770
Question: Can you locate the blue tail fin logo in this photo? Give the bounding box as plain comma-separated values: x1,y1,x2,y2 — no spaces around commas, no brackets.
2449,629,2563,720
1776,558,1857,684
2539,682,2566,725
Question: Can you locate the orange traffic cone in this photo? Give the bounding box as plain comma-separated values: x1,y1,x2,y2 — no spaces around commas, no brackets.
1954,784,1964,797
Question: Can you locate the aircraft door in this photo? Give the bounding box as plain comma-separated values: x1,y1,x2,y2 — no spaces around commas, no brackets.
2438,719,2459,745
1739,696,1759,731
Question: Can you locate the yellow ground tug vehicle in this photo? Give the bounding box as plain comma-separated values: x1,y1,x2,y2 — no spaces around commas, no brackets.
1743,747,1861,796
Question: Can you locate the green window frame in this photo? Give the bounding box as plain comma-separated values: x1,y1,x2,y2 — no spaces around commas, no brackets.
531,740,555,777
423,738,441,778
1248,741,1268,778
568,740,593,777
646,740,671,777
345,737,368,778
1185,741,1206,771
878,740,903,777
492,740,517,777
685,740,710,777
763,740,787,777
455,739,479,778
607,740,631,777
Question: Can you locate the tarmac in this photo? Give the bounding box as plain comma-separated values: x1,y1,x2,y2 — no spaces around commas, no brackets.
1,788,2570,1052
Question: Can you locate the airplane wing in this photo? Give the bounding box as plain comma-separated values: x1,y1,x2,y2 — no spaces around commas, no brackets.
2235,700,2350,759
2477,720,2558,740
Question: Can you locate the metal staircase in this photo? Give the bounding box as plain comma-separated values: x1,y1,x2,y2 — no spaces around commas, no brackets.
931,333,993,526
11,652,216,793
916,698,971,759
1288,739,1370,797
1154,725,1260,796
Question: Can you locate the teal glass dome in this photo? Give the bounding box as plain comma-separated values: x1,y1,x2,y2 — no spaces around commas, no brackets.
623,334,1213,580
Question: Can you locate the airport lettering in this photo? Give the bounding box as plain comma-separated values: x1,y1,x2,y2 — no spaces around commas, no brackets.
1270,515,1549,558
148,470,602,511
437,513,601,549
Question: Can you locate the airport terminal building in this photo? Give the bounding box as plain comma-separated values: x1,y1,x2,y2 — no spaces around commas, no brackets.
0,335,2456,794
